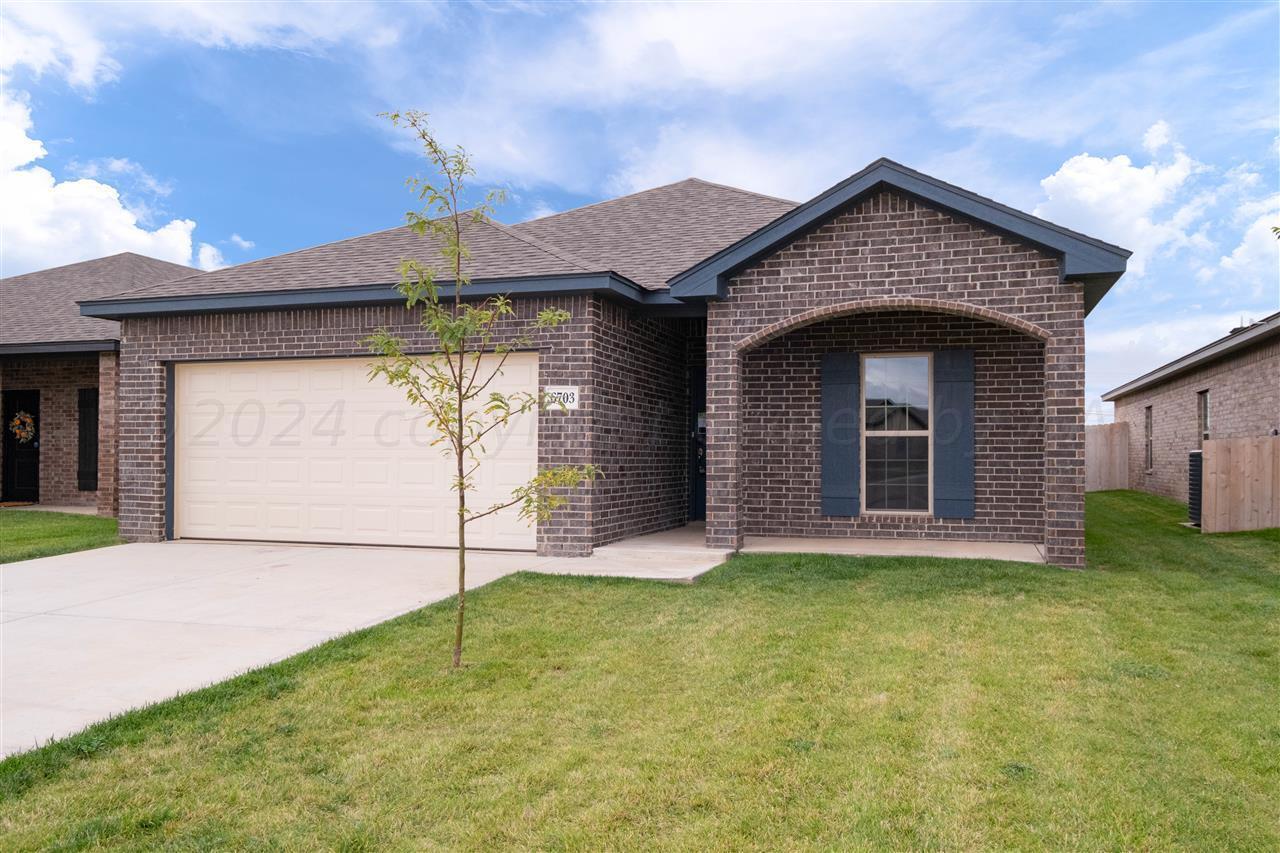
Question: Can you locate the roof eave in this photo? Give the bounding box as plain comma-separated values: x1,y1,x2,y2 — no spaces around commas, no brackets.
0,339,119,356
667,159,1132,317
78,272,687,320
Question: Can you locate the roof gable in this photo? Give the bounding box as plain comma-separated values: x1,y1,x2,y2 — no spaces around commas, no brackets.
667,159,1131,315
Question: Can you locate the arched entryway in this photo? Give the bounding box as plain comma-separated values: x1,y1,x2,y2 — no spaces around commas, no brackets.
703,298,1082,567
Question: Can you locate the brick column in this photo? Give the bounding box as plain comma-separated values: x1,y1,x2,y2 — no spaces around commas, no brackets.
1043,318,1086,568
705,308,743,550
96,350,119,517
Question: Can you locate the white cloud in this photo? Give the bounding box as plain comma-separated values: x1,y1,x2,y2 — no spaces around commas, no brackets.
196,242,224,271
1035,125,1207,277
228,233,254,250
1142,120,1173,154
0,87,198,276
607,122,843,199
1217,203,1280,299
1,1,405,90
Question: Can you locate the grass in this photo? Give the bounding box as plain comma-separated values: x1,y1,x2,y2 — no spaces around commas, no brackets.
0,510,122,564
1,491,1276,850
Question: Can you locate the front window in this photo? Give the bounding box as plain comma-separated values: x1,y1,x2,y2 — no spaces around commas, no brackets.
1197,390,1210,447
1144,406,1154,472
863,355,930,512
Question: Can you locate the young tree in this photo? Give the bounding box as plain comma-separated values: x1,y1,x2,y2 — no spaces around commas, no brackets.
367,111,598,669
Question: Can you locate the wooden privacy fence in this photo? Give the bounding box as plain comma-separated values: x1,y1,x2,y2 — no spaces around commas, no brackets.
1085,422,1129,492
1201,436,1280,533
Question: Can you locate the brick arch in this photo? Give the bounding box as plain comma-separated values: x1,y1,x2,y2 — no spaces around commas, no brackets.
734,297,1052,353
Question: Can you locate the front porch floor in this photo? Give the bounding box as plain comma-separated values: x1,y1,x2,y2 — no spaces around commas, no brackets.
741,535,1045,564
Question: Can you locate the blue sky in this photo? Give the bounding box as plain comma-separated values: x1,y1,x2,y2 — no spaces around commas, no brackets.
2,1,1277,418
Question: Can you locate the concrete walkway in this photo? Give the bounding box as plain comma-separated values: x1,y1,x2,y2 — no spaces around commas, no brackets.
742,536,1045,563
0,538,728,757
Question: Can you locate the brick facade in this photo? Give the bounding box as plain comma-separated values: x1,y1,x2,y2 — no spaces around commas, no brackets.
1112,335,1280,503
742,311,1045,541
705,191,1087,567
589,302,693,545
1,352,117,512
114,296,692,555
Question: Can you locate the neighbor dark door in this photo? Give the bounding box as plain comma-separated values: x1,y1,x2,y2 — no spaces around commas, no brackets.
688,367,707,521
2,390,40,502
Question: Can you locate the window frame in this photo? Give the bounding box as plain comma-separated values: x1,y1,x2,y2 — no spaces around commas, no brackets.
1196,389,1210,448
859,352,933,516
1143,405,1154,473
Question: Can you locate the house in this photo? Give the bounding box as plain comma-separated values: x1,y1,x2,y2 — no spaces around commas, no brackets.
79,160,1131,568
1,253,196,514
1102,311,1280,503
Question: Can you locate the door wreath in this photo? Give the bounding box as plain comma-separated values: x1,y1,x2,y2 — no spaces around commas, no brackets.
8,411,35,443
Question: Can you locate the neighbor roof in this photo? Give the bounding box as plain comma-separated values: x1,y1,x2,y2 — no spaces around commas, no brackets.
1,253,195,353
512,178,795,290
1102,311,1280,401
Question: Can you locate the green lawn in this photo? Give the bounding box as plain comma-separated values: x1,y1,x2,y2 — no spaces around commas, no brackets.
0,510,121,564
1,492,1276,850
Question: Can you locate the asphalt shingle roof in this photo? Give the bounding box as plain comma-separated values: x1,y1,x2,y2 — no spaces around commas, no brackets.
87,178,798,304
115,216,603,301
1,253,195,347
512,178,797,290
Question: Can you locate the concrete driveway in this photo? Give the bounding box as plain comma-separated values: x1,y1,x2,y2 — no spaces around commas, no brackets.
0,542,543,757
1,536,728,757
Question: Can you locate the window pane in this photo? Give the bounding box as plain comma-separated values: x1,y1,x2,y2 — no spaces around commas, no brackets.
864,356,929,427
864,434,930,511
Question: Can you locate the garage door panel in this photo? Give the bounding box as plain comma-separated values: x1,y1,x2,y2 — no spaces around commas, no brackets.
175,355,538,549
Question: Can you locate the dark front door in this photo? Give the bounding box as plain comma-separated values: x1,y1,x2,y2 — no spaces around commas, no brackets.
688,367,707,521
2,390,40,502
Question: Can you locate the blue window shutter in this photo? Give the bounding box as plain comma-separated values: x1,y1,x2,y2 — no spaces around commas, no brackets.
821,352,860,516
933,350,975,518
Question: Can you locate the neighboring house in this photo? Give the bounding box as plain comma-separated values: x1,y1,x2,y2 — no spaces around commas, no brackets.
0,253,196,514
1102,311,1280,503
80,160,1130,567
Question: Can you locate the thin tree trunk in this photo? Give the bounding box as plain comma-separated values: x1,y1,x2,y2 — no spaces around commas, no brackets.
452,200,466,670
454,483,466,668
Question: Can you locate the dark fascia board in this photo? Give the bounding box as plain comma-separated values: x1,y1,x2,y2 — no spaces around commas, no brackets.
667,158,1132,316
0,339,119,356
1102,312,1280,401
79,272,691,319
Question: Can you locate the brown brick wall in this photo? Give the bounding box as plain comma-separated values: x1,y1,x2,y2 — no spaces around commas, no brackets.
1112,335,1280,503
706,190,1087,567
0,353,106,509
742,311,1045,541
97,351,120,516
117,298,600,554
589,303,693,545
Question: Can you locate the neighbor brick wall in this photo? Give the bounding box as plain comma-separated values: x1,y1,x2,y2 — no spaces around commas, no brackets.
0,353,104,508
1112,335,1280,503
589,303,693,545
705,190,1087,567
742,311,1045,541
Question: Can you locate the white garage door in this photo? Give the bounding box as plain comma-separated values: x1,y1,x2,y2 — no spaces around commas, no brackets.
174,354,538,550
